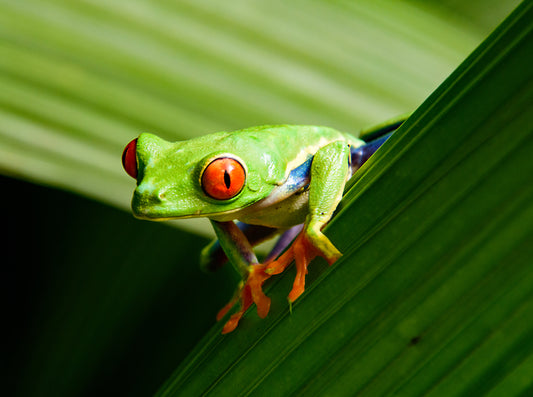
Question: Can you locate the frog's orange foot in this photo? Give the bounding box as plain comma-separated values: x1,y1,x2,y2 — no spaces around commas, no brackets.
266,232,341,303
216,263,271,334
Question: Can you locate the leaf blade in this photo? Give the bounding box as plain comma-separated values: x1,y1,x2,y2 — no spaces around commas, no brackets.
156,2,533,396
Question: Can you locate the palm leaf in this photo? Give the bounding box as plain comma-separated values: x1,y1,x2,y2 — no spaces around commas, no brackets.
156,2,533,395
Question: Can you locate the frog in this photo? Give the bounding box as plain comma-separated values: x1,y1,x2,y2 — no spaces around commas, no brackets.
122,116,407,333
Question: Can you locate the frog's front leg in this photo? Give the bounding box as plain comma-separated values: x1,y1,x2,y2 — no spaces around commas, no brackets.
267,141,350,302
200,223,280,273
210,220,272,334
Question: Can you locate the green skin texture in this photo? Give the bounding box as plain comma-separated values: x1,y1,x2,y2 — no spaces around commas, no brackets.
131,124,364,277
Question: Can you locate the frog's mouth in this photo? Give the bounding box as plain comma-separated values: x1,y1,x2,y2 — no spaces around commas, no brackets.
131,187,257,221
131,206,200,221
131,201,257,222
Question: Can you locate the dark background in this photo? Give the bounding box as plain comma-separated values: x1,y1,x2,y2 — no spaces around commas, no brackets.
4,175,236,397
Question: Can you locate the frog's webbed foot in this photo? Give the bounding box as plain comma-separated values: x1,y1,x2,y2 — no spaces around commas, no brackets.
266,227,341,302
216,263,271,334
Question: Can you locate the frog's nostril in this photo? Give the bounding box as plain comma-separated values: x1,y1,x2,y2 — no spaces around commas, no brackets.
134,183,167,205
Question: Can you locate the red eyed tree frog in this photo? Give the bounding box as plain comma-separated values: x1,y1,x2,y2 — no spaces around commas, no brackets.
122,116,406,333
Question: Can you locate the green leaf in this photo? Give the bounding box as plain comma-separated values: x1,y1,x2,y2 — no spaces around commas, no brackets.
156,2,533,396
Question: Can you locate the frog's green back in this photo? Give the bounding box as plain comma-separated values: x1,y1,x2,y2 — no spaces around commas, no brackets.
220,125,361,177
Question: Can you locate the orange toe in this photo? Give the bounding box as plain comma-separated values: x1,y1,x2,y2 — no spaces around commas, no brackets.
287,258,307,302
248,264,272,318
218,263,272,333
216,292,239,321
287,234,316,301
221,284,252,334
221,313,241,334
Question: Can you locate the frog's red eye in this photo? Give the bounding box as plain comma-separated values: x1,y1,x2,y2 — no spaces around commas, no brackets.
122,138,138,179
201,157,246,200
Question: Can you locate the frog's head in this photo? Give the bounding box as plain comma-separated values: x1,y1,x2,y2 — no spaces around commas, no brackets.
122,132,284,220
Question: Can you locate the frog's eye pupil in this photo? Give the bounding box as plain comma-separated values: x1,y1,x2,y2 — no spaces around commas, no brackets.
122,138,138,179
202,157,245,200
224,170,231,189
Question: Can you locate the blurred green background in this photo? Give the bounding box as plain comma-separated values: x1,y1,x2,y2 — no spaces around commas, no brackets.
1,1,522,396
